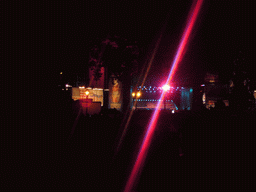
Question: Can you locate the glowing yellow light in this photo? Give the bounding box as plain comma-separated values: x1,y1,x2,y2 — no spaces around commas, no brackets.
85,90,89,96
132,92,135,97
60,72,63,74
136,92,141,97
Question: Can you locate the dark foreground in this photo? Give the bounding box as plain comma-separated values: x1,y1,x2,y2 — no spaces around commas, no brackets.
2,102,255,191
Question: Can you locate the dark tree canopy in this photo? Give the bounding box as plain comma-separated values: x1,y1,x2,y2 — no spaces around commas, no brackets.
229,51,255,110
88,35,140,112
89,35,139,83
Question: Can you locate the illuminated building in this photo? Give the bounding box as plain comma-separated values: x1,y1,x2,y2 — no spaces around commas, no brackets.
204,72,229,109
130,85,193,110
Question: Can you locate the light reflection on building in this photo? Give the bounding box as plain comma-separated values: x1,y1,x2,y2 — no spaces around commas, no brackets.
204,72,229,109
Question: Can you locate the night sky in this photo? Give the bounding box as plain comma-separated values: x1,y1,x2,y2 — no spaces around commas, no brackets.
7,0,255,88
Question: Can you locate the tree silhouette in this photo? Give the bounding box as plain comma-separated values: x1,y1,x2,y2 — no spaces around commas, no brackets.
89,35,140,112
229,51,255,110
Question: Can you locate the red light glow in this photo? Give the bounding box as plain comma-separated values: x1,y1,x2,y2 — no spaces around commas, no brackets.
124,1,204,191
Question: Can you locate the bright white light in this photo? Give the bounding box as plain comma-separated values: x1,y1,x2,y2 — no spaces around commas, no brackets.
172,110,175,113
162,84,171,91
92,88,103,90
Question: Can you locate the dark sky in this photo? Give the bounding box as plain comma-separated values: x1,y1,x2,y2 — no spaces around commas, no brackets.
7,0,255,87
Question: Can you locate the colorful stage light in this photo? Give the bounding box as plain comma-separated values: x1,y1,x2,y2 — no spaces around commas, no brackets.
124,1,204,191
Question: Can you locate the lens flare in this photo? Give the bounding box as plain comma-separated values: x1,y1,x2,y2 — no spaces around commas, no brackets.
115,15,169,155
124,1,204,191
68,107,82,142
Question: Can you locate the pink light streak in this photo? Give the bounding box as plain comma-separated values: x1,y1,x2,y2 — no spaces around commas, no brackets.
124,1,204,191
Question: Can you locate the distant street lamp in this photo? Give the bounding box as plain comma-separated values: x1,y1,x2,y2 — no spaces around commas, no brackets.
85,89,90,116
132,91,141,110
162,84,170,110
85,90,89,99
